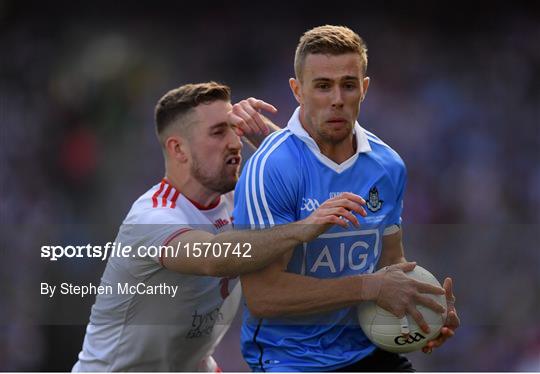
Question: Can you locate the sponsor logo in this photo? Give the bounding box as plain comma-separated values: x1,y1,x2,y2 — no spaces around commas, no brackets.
186,307,223,339
366,186,383,212
394,332,426,345
311,241,370,273
301,198,320,212
305,229,380,275
214,218,230,229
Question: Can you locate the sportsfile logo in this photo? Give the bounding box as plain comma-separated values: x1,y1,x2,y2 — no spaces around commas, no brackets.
394,332,426,345
301,198,320,212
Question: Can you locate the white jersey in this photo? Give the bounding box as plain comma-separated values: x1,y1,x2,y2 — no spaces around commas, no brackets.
73,179,241,372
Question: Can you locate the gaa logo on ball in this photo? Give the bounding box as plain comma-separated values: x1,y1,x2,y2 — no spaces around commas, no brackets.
357,265,447,353
394,332,426,346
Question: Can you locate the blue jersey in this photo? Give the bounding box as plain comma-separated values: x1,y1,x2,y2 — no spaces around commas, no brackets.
233,107,407,372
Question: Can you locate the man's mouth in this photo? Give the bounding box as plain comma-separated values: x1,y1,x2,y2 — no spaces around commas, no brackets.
225,155,241,165
326,117,347,124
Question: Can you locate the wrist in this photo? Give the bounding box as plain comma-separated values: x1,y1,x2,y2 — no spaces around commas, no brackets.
244,133,264,148
359,273,382,302
291,219,309,243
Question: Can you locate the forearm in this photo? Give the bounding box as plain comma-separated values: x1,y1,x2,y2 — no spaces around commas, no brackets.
205,223,304,276
377,253,407,268
242,271,377,317
241,228,410,317
164,193,366,276
377,229,407,269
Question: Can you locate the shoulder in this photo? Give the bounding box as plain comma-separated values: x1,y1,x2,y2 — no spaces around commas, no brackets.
363,128,406,170
362,128,407,187
123,182,189,225
234,131,301,222
248,129,299,163
242,129,302,181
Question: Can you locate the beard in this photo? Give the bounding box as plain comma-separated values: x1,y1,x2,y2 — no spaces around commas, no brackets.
190,153,238,194
303,108,355,145
316,122,354,145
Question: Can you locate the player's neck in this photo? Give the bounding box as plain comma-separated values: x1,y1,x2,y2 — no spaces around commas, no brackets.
164,171,221,208
316,137,356,164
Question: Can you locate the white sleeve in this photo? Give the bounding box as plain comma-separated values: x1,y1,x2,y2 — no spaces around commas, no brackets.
383,224,401,236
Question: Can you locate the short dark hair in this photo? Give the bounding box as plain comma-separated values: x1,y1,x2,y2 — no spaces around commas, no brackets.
154,81,231,142
294,25,368,81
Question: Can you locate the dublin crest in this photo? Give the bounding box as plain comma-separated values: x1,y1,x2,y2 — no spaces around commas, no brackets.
366,186,383,212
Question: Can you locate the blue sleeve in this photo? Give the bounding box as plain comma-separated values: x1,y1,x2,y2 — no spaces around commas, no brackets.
233,132,298,228
386,157,407,226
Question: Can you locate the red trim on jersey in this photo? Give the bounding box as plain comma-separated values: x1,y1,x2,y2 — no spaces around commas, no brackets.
161,184,172,207
152,180,166,208
186,195,221,211
160,228,192,267
219,278,230,299
163,227,192,246
170,190,180,209
156,178,220,210
152,179,182,209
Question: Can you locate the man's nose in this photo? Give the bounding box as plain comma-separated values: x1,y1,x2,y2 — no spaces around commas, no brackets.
227,130,242,150
331,87,344,108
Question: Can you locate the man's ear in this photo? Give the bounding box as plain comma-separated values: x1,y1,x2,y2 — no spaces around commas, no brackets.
361,76,370,102
289,78,303,105
165,135,189,163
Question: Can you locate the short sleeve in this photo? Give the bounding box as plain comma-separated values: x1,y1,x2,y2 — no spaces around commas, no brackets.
385,158,407,228
120,209,193,266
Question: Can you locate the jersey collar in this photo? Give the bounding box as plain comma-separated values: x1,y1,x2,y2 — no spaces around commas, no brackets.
286,107,372,173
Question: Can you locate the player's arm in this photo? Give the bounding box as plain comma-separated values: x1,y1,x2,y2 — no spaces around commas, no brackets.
377,227,407,268
162,193,367,277
227,97,281,148
240,215,445,330
241,252,369,316
240,256,446,329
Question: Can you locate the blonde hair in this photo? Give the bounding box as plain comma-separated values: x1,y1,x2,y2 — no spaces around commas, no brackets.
294,25,368,80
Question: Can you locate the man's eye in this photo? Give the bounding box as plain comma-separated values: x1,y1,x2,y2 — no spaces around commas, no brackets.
344,83,357,90
317,83,330,90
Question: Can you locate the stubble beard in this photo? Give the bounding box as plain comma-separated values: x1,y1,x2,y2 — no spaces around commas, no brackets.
315,120,354,146
304,109,354,146
191,154,237,195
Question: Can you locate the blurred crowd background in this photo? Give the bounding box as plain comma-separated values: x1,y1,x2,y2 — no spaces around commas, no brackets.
1,0,539,371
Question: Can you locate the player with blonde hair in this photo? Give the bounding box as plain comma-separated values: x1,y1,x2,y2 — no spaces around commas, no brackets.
234,25,459,371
